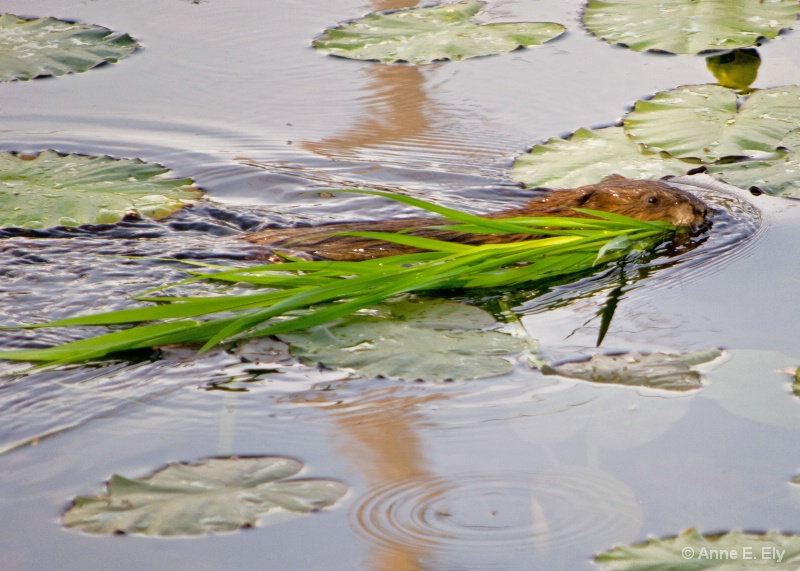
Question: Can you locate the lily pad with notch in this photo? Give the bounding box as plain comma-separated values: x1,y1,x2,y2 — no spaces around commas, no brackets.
510,126,693,189
708,129,800,197
62,456,348,536
582,0,799,55
624,84,800,162
278,299,527,382
0,150,202,229
313,0,565,64
0,13,138,82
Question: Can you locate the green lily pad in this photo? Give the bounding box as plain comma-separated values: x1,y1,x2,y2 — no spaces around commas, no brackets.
582,0,799,55
510,126,692,189
278,299,526,381
62,457,348,536
313,0,565,64
708,129,800,197
0,14,138,82
624,84,800,162
0,150,202,229
597,528,800,570
541,349,723,391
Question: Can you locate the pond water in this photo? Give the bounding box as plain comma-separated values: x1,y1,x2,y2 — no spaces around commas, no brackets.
2,0,800,570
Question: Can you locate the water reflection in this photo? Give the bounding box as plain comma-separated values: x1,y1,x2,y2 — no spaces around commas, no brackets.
302,64,441,162
314,386,445,570
370,0,418,11
298,381,647,568
302,0,502,173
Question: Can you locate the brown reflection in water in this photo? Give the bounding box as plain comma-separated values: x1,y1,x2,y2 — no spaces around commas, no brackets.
302,64,436,160
371,0,418,10
321,386,450,571
303,0,438,161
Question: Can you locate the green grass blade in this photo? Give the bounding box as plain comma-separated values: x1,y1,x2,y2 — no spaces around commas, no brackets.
0,321,200,363
332,189,546,235
337,231,474,253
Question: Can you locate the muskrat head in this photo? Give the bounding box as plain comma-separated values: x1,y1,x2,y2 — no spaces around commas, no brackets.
579,176,709,228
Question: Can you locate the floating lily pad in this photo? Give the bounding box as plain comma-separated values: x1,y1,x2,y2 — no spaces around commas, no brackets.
0,14,138,82
542,349,723,391
313,0,565,64
708,129,800,197
624,84,800,162
278,299,526,381
0,150,202,229
510,126,692,189
582,0,799,55
597,528,800,570
62,456,348,536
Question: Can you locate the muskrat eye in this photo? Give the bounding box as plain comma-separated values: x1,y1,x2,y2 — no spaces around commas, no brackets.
646,195,659,205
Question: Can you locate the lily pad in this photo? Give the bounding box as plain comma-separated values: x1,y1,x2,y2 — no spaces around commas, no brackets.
708,129,800,197
0,13,138,82
0,150,202,229
542,349,723,391
62,456,348,536
582,0,799,55
624,84,800,162
313,0,565,64
510,126,692,189
597,528,800,570
278,299,526,381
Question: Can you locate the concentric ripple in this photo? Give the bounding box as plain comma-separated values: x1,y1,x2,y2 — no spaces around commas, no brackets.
350,468,640,553
645,173,763,285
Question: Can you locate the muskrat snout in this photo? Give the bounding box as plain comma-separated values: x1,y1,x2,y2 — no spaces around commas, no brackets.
579,177,709,228
639,189,709,228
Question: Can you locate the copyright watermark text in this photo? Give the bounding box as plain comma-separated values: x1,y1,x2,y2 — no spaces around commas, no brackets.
681,546,785,563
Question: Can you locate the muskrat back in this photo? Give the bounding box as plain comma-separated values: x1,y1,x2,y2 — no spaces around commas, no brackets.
245,175,709,261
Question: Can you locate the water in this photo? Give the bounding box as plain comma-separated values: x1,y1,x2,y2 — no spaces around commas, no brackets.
2,1,800,570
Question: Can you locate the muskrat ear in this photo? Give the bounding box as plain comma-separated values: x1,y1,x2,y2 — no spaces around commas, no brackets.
575,189,596,206
604,174,628,182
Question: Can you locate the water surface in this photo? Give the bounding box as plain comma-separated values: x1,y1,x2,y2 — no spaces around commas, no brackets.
2,1,800,570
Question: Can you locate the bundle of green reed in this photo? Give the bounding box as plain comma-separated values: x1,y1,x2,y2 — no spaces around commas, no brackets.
0,190,674,365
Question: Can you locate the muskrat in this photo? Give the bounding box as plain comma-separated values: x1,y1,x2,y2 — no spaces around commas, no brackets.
245,175,709,261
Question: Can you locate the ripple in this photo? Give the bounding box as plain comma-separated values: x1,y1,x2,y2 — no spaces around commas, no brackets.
0,349,237,454
644,173,763,286
350,467,640,553
506,173,764,321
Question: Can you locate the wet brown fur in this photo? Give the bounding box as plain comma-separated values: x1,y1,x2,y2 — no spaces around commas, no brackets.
245,175,709,261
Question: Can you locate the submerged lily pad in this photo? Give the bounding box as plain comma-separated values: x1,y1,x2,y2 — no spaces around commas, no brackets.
278,299,526,381
597,528,800,570
510,126,692,189
582,0,799,55
62,457,348,536
0,150,202,229
313,0,565,64
624,84,800,162
542,349,723,391
0,14,138,82
700,350,800,430
708,129,800,197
